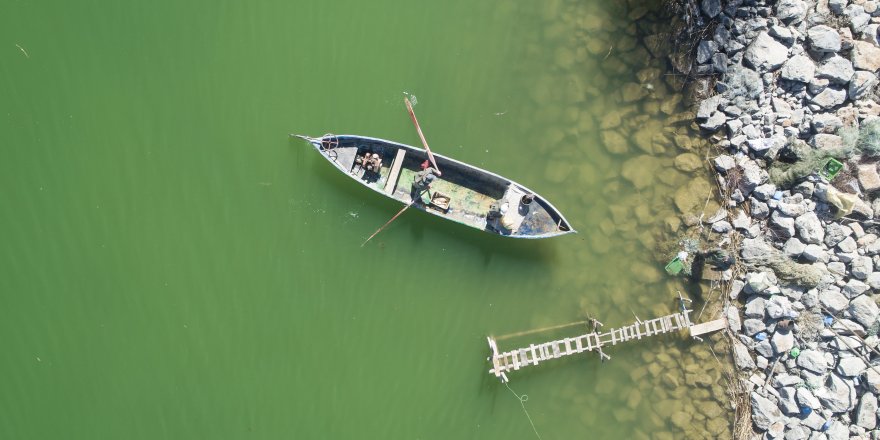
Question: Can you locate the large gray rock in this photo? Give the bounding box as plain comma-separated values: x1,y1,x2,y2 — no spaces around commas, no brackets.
802,244,829,262
733,340,756,370
859,163,880,192
825,223,852,247
852,41,880,71
696,40,718,64
850,70,879,101
745,296,766,318
837,236,857,253
784,237,806,257
701,0,722,18
813,113,844,133
816,373,857,413
843,279,870,298
697,95,723,120
817,55,855,83
808,25,842,52
796,212,825,244
820,288,849,312
811,87,847,109
851,255,873,279
777,0,807,23
850,294,880,327
797,387,822,409
797,349,828,373
745,32,790,71
777,386,801,414
829,0,846,14
743,318,766,335
865,368,880,394
700,111,726,131
856,392,878,429
767,296,796,319
742,238,773,261
751,392,783,431
770,211,796,238
837,356,867,376
780,55,816,82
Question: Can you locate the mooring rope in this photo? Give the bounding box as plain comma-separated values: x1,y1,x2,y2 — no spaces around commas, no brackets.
503,382,543,440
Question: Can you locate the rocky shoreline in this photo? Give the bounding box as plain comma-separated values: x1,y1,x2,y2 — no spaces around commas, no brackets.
685,0,880,437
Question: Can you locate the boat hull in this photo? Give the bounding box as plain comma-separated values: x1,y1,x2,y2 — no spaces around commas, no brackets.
294,134,575,239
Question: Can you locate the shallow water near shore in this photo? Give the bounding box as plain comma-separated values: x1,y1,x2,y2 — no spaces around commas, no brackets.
1,0,730,438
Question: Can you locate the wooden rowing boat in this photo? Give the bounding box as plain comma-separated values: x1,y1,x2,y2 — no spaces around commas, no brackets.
293,134,575,239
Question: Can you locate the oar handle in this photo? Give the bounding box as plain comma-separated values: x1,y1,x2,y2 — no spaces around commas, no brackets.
404,97,441,176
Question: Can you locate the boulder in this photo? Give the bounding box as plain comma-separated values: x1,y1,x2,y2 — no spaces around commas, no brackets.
796,349,828,373
770,211,796,238
808,25,842,52
850,71,879,101
811,87,847,109
745,32,789,71
795,212,825,244
837,236,857,253
784,237,806,257
843,279,870,298
817,55,855,84
837,356,867,376
741,238,773,262
696,40,718,64
850,295,880,328
750,392,782,431
745,272,772,294
733,340,756,369
780,55,816,82
816,373,857,413
824,223,852,247
851,255,873,279
856,392,878,429
820,288,849,312
851,41,880,71
776,0,807,23
713,155,735,172
858,164,880,192
700,111,726,131
797,387,821,409
701,0,722,18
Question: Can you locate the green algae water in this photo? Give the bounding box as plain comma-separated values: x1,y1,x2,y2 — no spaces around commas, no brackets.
0,0,731,438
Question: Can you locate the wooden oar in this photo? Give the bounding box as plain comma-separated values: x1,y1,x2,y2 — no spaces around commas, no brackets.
404,96,441,176
361,199,417,247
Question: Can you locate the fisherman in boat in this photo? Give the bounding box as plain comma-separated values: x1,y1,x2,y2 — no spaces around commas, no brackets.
413,160,440,188
364,153,382,173
410,160,440,201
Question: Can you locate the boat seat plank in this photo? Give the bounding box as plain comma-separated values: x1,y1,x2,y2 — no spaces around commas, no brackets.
384,149,407,194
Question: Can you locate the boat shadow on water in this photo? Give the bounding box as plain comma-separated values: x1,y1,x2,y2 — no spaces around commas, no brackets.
302,146,561,265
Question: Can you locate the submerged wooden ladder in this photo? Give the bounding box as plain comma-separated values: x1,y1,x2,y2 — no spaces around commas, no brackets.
486,298,726,383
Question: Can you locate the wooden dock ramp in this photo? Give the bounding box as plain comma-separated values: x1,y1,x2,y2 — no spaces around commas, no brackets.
487,299,726,383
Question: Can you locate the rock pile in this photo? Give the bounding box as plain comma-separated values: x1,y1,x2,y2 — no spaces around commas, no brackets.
689,0,880,436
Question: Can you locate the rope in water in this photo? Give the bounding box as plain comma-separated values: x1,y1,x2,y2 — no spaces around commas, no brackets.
503,382,543,440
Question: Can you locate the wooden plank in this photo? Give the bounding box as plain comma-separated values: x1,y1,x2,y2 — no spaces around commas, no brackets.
564,338,573,354
690,318,727,336
383,149,407,194
575,337,583,352
530,344,538,362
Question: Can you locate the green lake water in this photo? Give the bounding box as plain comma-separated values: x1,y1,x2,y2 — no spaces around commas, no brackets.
1,0,732,438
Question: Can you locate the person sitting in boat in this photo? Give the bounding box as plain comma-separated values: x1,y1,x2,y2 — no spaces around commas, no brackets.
364,153,382,173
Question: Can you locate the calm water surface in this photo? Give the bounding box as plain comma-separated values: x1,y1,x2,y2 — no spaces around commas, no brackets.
1,0,728,438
